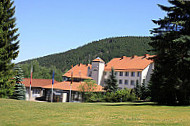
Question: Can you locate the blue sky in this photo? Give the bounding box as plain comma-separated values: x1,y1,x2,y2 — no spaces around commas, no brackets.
14,0,170,63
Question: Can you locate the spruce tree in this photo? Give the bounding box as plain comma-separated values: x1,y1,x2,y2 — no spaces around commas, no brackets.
0,0,19,98
149,0,190,105
140,82,146,100
134,80,141,100
105,67,118,92
12,65,26,100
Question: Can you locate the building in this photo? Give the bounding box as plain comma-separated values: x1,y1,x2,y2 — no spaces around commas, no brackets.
22,54,154,102
22,77,104,102
22,78,58,101
103,54,154,89
43,81,103,102
63,54,155,89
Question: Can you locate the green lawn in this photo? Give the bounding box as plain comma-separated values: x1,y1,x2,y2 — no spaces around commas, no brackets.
0,99,190,126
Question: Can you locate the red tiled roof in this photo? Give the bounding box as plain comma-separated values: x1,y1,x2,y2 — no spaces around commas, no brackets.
22,78,58,88
104,54,155,71
43,81,104,92
63,64,92,79
92,57,104,62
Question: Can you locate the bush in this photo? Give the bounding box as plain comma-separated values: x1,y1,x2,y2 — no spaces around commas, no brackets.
87,93,104,102
85,88,137,102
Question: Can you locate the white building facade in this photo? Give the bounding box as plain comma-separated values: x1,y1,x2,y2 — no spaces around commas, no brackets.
87,55,154,89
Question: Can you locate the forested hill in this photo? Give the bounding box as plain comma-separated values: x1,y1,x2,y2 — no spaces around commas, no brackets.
19,36,153,71
18,36,153,81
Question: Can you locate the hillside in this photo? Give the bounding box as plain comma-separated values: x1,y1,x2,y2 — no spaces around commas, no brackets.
19,36,153,71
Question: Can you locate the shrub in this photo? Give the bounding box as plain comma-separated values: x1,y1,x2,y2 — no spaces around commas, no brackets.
84,88,137,102
104,88,136,102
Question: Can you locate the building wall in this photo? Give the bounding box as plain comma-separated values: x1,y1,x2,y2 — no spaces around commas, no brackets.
25,87,43,101
91,61,105,85
91,62,99,84
141,63,154,85
97,62,105,85
45,89,82,102
103,71,141,89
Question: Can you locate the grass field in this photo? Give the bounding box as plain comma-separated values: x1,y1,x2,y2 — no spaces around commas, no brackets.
0,99,190,126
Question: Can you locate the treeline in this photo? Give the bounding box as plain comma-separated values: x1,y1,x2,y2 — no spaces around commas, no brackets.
19,36,153,71
20,60,63,82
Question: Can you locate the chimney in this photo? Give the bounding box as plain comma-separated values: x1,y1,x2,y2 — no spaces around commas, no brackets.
131,55,137,59
144,54,149,58
120,56,124,60
120,56,126,60
78,63,82,66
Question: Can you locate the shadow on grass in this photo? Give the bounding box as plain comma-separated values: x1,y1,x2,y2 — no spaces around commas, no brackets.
99,102,158,107
97,101,190,107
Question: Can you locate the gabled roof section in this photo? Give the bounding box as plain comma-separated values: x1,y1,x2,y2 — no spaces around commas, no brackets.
92,57,104,63
22,78,58,88
63,64,92,79
104,54,155,71
43,81,104,92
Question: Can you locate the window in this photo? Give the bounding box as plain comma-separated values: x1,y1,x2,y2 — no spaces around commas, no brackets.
89,71,92,77
119,79,123,84
131,80,135,85
137,72,141,77
119,72,123,76
63,77,68,81
131,72,135,77
125,72,129,76
33,89,40,94
125,80,128,85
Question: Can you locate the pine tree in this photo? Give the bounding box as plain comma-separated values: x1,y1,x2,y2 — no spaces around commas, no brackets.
12,65,26,100
140,82,146,100
105,67,118,92
0,0,19,98
149,0,190,105
134,80,141,100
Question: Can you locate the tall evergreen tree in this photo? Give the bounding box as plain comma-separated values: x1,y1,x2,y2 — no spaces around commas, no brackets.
134,80,141,100
105,67,118,92
0,0,19,97
12,65,26,100
149,0,190,105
